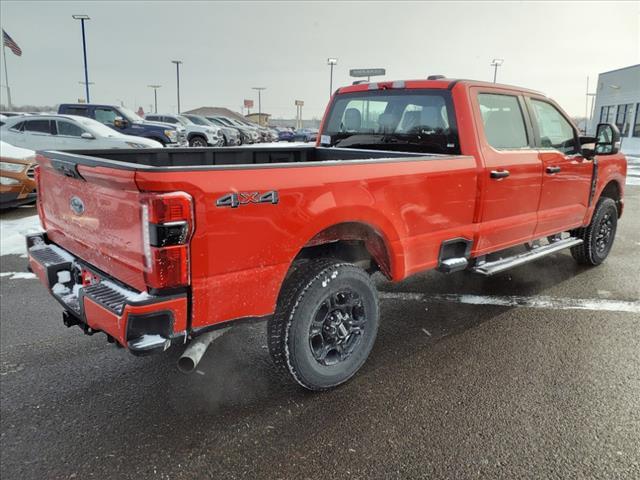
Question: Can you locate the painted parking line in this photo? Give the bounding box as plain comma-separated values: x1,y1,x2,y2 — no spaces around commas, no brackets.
379,291,640,314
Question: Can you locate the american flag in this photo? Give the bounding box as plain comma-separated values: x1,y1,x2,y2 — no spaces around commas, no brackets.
2,29,22,57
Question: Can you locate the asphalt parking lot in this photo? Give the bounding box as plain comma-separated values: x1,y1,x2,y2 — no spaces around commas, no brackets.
1,188,639,480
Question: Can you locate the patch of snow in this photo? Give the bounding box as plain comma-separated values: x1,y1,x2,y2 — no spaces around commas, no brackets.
0,271,36,280
51,282,70,295
57,270,71,283
0,140,35,160
1,215,42,256
130,334,169,349
101,280,151,302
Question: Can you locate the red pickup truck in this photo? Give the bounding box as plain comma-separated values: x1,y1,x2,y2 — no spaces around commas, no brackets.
27,78,626,390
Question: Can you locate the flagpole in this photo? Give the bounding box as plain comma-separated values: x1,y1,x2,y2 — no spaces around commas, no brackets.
1,33,11,110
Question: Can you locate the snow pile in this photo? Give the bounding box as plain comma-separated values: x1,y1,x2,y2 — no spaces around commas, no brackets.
0,141,35,160
1,215,43,256
0,271,36,280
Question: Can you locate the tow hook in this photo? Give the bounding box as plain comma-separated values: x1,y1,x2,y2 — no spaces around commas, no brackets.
177,328,230,374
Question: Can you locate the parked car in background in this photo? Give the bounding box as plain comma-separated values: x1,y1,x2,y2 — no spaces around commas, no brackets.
276,127,295,142
145,113,223,147
58,104,187,147
0,115,163,151
0,141,37,209
234,118,273,143
181,114,241,146
207,116,259,144
294,128,318,142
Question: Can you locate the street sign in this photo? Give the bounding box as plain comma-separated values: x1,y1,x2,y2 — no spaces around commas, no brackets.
244,99,254,108
295,100,304,106
349,68,386,78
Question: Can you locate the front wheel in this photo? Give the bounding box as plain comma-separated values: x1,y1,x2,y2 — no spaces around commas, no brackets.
570,197,618,266
189,136,208,147
268,259,379,391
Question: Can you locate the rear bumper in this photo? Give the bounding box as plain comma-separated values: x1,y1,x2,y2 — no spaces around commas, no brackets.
26,233,188,355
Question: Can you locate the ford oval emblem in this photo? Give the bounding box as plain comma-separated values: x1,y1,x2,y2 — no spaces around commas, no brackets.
70,196,85,216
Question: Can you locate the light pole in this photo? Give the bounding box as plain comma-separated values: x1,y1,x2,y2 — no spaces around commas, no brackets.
72,15,91,102
327,58,337,97
490,58,504,83
252,87,266,125
171,60,183,113
78,81,94,102
148,84,161,113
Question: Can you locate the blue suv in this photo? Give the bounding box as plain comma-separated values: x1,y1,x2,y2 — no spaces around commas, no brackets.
58,104,187,147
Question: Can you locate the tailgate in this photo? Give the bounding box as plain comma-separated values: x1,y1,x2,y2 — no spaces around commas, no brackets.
37,154,147,291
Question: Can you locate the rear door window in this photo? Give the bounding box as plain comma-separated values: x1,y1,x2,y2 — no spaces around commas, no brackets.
24,119,53,134
64,106,89,117
477,93,529,149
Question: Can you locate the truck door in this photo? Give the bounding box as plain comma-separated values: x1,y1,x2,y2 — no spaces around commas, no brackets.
525,97,592,237
472,89,543,253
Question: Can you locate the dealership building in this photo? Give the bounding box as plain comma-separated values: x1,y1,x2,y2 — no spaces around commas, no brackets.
589,64,640,155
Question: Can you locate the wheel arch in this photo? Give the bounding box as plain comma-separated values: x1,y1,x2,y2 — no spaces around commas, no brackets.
599,179,623,217
293,221,395,279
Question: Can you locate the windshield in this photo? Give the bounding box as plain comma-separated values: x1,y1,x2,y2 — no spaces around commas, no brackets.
176,115,193,126
77,117,121,137
184,115,211,126
118,107,144,123
216,117,236,127
322,89,459,154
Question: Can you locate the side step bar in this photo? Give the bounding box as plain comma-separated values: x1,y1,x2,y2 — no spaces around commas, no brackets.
471,237,583,276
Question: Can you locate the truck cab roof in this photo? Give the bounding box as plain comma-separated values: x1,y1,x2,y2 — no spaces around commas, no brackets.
337,78,545,97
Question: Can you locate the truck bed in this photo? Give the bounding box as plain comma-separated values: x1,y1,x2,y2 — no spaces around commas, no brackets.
42,145,440,169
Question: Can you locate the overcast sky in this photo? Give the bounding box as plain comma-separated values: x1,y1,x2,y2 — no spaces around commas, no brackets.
1,1,638,118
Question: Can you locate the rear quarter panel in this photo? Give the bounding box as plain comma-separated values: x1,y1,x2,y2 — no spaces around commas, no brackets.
135,157,478,328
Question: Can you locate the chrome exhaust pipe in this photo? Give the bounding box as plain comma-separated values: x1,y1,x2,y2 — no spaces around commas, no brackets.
177,328,230,374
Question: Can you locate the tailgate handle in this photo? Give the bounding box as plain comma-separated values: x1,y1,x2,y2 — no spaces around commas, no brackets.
51,159,85,181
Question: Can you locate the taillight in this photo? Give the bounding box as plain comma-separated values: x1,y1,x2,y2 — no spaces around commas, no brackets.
141,192,194,290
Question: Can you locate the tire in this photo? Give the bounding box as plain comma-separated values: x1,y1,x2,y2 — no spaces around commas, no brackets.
189,135,208,147
570,197,618,266
221,135,228,147
268,258,379,391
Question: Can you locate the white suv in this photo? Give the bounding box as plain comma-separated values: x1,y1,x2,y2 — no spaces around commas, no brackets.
0,115,163,150
145,114,223,147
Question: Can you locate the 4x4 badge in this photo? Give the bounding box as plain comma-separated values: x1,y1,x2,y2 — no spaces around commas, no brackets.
216,191,279,208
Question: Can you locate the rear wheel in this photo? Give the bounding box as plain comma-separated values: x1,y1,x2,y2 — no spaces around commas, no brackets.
268,258,379,391
571,197,618,266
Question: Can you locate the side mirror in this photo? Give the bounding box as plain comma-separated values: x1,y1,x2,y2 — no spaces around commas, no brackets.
579,134,597,160
595,123,620,155
80,132,95,140
114,116,128,129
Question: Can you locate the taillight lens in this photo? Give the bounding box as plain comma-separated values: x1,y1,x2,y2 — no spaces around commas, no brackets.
141,192,194,290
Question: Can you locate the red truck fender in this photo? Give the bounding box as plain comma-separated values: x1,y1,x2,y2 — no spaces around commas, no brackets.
584,156,626,225
291,204,404,280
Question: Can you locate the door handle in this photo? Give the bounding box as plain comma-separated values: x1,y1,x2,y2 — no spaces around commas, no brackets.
490,170,510,179
546,166,561,174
